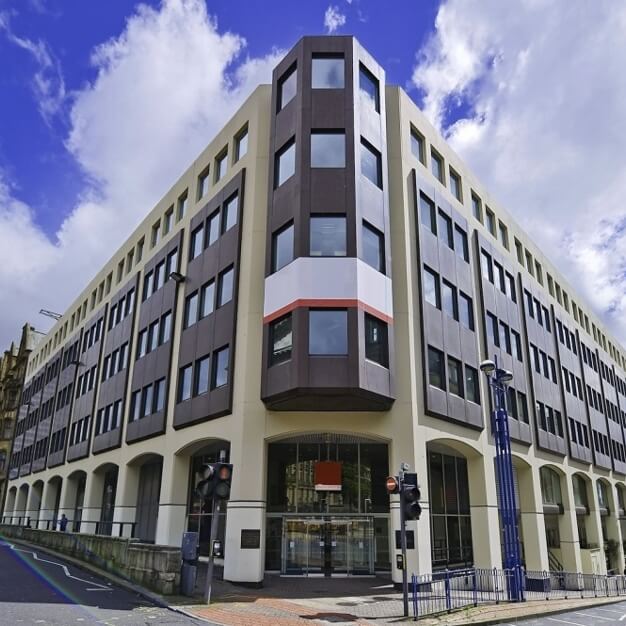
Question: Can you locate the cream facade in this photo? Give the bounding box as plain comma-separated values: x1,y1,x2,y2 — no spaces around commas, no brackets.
5,36,626,584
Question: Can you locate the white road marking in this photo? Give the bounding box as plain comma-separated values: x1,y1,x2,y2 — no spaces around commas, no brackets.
574,612,614,621
619,614,626,621
596,608,625,614
4,542,111,591
547,618,587,626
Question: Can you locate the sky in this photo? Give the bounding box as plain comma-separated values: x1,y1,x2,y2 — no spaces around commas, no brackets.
0,0,625,353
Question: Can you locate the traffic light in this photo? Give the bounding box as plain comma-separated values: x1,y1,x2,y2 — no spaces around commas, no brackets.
401,472,422,520
213,462,233,500
195,464,215,499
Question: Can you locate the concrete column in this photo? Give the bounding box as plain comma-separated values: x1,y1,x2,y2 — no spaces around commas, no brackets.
112,463,138,538
15,486,28,524
517,464,549,571
605,485,625,574
154,453,189,547
468,452,503,571
39,481,56,530
82,471,105,535
224,413,266,584
584,479,605,575
4,488,16,522
558,472,583,573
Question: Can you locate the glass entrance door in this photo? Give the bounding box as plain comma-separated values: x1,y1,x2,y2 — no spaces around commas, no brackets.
281,517,375,576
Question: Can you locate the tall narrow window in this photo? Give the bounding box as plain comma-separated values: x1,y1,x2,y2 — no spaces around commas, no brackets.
184,292,198,328
206,210,220,247
212,346,230,388
269,315,292,365
154,378,165,412
275,138,296,188
465,366,480,404
438,210,453,249
215,149,228,182
312,55,344,88
360,139,382,188
272,222,294,272
442,280,458,320
359,63,379,112
365,314,389,367
217,266,234,307
362,222,385,272
420,193,437,235
177,192,188,221
430,148,444,184
178,365,192,402
222,193,238,233
200,281,215,319
423,267,441,309
454,226,469,262
190,225,203,260
278,64,297,110
485,208,496,236
448,356,464,397
427,346,445,391
471,193,482,222
197,167,210,200
235,125,248,161
459,292,474,330
410,127,426,164
449,168,462,201
310,215,346,257
311,131,345,168
194,356,210,396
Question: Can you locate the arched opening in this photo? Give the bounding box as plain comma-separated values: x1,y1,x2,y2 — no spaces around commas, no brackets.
4,486,17,521
539,466,564,570
65,470,87,532
43,476,63,529
265,432,390,576
15,483,29,524
27,480,44,527
573,474,590,547
427,441,474,571
92,463,118,536
597,479,620,573
127,453,163,543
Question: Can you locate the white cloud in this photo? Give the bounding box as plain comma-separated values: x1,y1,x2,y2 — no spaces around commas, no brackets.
324,5,346,34
0,12,66,124
0,0,283,348
412,0,626,346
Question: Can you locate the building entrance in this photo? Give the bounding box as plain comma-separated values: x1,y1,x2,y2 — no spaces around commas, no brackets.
282,517,375,576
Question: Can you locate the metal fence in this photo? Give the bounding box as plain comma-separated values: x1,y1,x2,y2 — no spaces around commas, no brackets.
411,567,626,620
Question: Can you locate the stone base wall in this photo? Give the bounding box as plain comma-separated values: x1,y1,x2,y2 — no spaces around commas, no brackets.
0,524,181,595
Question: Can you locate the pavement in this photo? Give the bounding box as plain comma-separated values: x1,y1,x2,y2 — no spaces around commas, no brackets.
3,538,626,626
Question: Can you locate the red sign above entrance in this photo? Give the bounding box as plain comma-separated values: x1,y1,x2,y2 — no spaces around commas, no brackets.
314,461,342,491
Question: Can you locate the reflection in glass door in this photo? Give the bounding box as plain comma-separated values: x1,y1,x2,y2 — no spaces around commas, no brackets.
350,519,375,574
330,521,348,575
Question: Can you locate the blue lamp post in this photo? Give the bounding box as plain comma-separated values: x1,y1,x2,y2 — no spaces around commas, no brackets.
480,356,524,602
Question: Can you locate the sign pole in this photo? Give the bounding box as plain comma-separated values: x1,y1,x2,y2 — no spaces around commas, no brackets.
399,464,409,617
204,497,221,604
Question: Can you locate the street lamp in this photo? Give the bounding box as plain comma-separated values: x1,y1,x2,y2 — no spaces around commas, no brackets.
481,356,524,602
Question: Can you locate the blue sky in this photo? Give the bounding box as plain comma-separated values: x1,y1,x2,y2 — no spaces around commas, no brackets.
1,0,626,354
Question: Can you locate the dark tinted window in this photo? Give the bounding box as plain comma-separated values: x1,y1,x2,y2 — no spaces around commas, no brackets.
309,309,348,355
278,64,297,110
272,222,294,271
270,315,292,366
310,215,346,257
365,315,388,367
428,346,445,390
311,131,345,167
362,222,385,272
312,56,344,88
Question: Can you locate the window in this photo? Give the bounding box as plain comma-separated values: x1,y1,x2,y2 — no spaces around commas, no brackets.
420,193,437,234
206,210,220,247
184,292,198,328
498,221,509,249
449,168,462,201
442,280,458,320
151,221,160,248
177,192,188,221
512,330,523,361
309,309,348,355
197,167,210,200
362,222,385,272
430,148,444,184
278,64,297,110
506,273,516,302
194,356,210,396
480,250,493,283
310,215,346,257
485,208,496,236
160,311,172,344
163,207,173,235
427,346,445,390
360,138,382,188
410,127,425,164
459,292,474,330
465,366,480,404
137,329,147,359
275,138,296,187
178,365,192,402
365,314,389,367
312,55,344,88
471,193,482,222
359,63,379,112
166,249,178,279
217,266,234,306
494,262,505,293
200,281,215,318
190,225,203,260
154,378,165,412
438,210,453,249
212,346,230,388
423,266,440,308
215,149,227,182
448,356,464,397
130,390,141,421
142,385,153,417
148,320,159,352
487,312,499,346
272,222,294,271
311,131,345,167
454,226,469,262
154,261,165,291
222,193,238,233
235,126,248,161
499,321,511,354
269,315,292,365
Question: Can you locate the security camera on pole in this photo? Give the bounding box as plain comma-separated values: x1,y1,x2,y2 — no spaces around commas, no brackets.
386,462,422,617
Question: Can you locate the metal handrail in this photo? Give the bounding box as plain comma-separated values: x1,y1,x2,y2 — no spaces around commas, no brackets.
2,515,136,537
